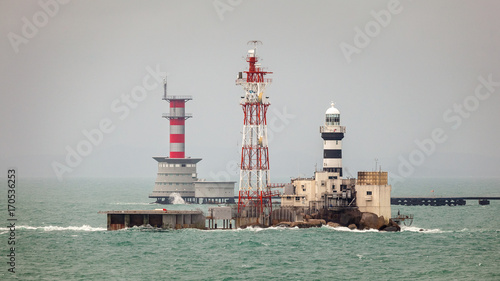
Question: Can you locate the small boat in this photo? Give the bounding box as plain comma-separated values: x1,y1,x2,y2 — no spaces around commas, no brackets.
392,210,414,226
479,199,490,205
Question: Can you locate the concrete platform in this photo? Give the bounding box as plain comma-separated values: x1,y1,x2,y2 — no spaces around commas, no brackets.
99,210,205,230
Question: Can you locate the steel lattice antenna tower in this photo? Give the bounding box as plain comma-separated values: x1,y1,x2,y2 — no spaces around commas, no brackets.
236,41,273,216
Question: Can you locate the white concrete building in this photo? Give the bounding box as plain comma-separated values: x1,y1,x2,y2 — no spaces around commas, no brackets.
355,172,392,223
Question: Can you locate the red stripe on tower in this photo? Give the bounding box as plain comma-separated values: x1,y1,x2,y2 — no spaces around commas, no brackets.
170,100,185,108
170,134,184,143
170,119,185,126
170,151,185,158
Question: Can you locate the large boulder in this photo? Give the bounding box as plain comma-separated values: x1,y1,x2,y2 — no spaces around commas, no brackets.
339,209,362,227
275,221,292,227
327,222,341,228
239,223,266,229
359,212,386,230
381,226,400,232
379,219,401,232
290,221,322,228
308,219,326,226
348,224,357,230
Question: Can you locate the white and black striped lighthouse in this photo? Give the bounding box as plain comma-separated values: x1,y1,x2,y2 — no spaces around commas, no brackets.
320,102,345,177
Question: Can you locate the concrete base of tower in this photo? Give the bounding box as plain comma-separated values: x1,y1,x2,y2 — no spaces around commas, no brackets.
235,216,270,228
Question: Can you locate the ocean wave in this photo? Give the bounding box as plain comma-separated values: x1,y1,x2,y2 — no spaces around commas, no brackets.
5,225,107,232
214,225,382,232
110,202,153,205
227,225,381,232
169,193,186,204
322,225,380,232
400,226,445,233
206,226,299,232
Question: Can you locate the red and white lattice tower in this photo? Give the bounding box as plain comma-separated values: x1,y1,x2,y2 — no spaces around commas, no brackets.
236,42,274,216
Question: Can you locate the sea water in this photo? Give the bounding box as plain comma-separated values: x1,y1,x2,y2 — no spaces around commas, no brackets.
0,177,499,280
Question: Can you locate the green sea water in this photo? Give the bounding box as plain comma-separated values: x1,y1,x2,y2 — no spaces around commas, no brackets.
0,177,499,280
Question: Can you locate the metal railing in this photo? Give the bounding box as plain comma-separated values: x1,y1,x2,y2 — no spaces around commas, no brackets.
162,113,193,119
163,95,193,100
320,126,346,133
235,78,273,85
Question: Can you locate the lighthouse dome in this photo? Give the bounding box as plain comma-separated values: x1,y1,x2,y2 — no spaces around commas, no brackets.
325,102,340,125
326,102,340,115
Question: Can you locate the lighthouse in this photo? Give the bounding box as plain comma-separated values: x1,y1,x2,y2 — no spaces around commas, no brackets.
149,78,235,204
320,102,345,177
149,79,201,203
235,41,275,219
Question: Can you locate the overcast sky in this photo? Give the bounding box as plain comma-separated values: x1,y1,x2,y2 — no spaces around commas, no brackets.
1,0,499,184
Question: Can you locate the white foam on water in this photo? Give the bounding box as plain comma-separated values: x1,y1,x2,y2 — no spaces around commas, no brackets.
16,226,38,230
400,225,445,233
323,225,379,232
234,226,266,232
169,193,186,204
224,226,299,232
15,225,106,232
111,202,153,205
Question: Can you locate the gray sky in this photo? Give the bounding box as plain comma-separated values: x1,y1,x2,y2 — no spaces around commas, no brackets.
1,0,499,183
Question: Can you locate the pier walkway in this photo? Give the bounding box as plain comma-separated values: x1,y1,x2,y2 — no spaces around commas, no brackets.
391,197,500,206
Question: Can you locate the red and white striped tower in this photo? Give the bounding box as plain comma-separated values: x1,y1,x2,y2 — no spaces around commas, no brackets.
162,78,192,158
236,42,274,218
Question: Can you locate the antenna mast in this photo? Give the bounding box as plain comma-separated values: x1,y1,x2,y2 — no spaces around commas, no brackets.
163,76,167,100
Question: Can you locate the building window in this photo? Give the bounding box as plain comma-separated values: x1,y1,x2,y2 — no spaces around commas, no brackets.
367,191,372,195
295,197,300,201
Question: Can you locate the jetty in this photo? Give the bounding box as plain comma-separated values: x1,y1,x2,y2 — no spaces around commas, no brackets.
391,197,500,206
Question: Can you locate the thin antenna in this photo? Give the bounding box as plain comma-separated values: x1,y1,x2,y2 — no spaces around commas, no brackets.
163,76,167,100
345,167,353,178
374,158,379,172
247,40,263,55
